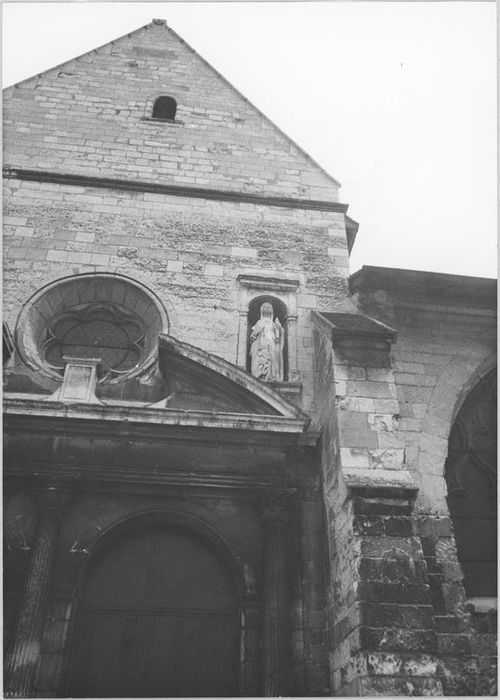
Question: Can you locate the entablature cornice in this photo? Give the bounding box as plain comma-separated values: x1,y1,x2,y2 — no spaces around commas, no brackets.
4,463,288,495
3,395,309,445
237,274,300,294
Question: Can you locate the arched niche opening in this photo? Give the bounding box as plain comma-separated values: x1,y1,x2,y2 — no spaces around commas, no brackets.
65,517,241,698
445,368,497,598
247,295,288,382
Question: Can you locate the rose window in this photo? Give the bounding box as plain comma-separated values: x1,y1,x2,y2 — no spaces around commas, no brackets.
14,273,169,384
43,304,145,378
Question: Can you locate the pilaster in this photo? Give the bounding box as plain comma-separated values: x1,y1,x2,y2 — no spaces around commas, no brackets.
4,486,70,698
239,598,261,696
332,485,443,696
258,494,290,697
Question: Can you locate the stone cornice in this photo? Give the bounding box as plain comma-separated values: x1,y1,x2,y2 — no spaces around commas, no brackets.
3,167,349,214
311,311,397,369
315,311,397,344
350,265,497,311
158,334,309,423
3,395,309,440
237,274,300,294
5,462,286,493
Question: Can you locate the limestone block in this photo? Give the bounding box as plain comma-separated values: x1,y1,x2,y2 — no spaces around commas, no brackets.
366,367,394,382
333,365,367,381
339,448,370,469
374,398,400,413
346,381,397,399
337,397,376,413
368,448,405,470
367,413,399,432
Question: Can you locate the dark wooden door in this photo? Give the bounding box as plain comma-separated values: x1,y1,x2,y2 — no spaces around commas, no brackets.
66,524,240,697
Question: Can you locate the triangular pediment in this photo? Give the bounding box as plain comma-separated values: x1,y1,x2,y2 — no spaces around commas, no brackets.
4,20,339,201
157,335,308,422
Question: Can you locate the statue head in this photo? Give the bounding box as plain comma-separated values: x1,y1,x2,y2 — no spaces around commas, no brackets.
260,302,274,320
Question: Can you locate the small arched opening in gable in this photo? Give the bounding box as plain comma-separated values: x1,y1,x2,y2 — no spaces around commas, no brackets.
152,95,177,121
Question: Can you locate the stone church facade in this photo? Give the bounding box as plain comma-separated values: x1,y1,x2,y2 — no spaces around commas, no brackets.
3,19,496,697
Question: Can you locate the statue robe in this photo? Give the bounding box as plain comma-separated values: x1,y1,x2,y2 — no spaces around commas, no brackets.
249,316,284,382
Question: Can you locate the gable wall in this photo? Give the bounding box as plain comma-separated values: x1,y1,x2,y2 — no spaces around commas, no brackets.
3,21,339,201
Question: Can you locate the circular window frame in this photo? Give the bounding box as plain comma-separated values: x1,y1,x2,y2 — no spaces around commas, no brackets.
15,273,169,384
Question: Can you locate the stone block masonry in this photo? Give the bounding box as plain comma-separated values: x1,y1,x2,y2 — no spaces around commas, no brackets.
3,177,350,419
4,16,495,697
332,487,444,697
417,515,498,696
3,21,340,202
311,296,497,696
346,267,497,696
311,316,443,696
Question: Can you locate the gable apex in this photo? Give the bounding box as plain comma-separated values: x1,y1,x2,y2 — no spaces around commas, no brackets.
162,21,341,190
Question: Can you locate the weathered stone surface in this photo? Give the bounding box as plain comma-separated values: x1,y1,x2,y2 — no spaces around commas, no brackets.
361,602,435,629
359,580,431,605
361,627,438,654
356,674,443,696
359,556,429,584
4,17,497,699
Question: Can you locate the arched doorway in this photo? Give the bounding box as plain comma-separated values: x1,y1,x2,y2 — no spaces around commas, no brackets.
445,369,497,597
66,521,240,697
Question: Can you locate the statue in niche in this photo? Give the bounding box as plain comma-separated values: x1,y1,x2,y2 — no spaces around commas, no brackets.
250,302,284,382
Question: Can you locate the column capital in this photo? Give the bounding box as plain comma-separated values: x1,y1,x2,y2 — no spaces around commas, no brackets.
35,485,72,519
257,489,295,525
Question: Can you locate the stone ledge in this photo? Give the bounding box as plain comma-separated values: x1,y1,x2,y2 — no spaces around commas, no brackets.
345,470,418,516
344,468,415,490
465,597,497,615
140,117,183,126
237,274,300,293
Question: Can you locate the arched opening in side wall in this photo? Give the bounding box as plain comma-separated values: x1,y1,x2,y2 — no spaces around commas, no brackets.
445,368,497,598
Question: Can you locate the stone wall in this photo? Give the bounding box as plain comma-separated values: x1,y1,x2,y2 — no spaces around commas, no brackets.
311,313,358,694
310,267,496,696
4,15,496,696
3,177,350,418
3,20,339,202
312,311,444,695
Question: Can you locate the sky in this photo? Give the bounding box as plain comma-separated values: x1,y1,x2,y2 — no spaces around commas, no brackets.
2,2,497,278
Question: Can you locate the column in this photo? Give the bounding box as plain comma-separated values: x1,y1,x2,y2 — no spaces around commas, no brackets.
286,315,299,382
239,598,260,696
299,489,330,695
4,486,70,698
260,495,289,697
237,310,249,368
